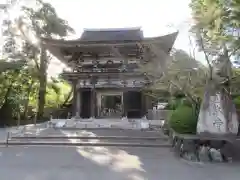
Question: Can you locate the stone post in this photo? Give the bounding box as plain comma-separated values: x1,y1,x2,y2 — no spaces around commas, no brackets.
197,51,239,135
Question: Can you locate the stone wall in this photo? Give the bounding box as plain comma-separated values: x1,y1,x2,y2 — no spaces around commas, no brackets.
169,128,240,162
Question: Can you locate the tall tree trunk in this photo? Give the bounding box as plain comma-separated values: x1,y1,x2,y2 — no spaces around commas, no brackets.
23,80,34,121
37,44,47,121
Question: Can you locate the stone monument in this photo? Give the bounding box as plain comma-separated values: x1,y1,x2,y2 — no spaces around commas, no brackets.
197,49,239,135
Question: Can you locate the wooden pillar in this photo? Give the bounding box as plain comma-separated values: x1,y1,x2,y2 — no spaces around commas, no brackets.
141,90,146,117
72,80,77,117
90,55,98,118
123,90,128,118
75,89,81,118
72,80,81,118
121,72,128,118
90,88,96,118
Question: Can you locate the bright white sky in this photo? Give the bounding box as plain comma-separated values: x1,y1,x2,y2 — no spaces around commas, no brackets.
45,0,193,50
1,0,204,76
44,0,201,76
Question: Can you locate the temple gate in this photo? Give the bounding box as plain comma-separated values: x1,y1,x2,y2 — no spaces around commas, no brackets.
41,28,178,119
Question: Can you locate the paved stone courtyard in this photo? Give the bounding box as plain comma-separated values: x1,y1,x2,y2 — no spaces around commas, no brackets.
0,126,240,180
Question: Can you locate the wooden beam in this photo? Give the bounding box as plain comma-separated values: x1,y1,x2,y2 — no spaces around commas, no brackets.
110,46,123,57
62,72,145,79
139,44,151,64
93,54,99,68
136,42,144,52
148,43,168,70
42,40,142,48
65,49,139,58
68,51,81,62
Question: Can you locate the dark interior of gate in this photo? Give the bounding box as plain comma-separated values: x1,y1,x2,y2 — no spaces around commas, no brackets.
124,91,142,118
80,89,91,118
79,89,142,119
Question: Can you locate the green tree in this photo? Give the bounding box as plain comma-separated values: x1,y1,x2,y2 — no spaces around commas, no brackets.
0,0,72,126
16,0,74,120
190,0,240,133
143,49,207,113
190,0,240,56
190,0,240,92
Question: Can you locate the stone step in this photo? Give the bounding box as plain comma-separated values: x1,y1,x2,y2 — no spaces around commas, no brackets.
9,135,169,141
50,118,153,130
6,140,171,147
8,139,169,144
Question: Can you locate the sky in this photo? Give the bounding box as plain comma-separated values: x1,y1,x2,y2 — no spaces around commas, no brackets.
45,0,193,50
44,0,200,76
0,0,203,76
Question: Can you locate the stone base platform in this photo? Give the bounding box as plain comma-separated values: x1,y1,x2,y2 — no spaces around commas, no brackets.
49,118,163,130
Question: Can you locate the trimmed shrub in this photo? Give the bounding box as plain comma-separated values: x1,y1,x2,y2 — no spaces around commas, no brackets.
180,98,193,107
165,98,182,110
233,96,240,110
169,105,198,134
165,97,193,110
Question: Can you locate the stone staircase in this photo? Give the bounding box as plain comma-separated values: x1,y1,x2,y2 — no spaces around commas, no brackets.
49,117,164,130
7,128,171,148
6,118,169,148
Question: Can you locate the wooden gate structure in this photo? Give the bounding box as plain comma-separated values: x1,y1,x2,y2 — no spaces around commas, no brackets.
41,28,178,120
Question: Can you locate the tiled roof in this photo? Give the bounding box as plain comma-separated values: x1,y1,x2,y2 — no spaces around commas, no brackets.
80,28,144,42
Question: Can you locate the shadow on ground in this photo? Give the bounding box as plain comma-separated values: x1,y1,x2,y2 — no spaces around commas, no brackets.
59,129,240,180
1,128,240,180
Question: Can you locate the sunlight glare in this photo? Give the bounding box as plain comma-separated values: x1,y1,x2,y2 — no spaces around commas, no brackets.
61,130,145,175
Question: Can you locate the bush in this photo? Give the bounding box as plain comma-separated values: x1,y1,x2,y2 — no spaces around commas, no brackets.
169,105,198,134
165,97,193,110
165,98,181,110
234,96,240,110
180,98,193,107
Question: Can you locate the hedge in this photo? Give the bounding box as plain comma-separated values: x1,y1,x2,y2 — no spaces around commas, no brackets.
233,96,240,110
168,105,198,134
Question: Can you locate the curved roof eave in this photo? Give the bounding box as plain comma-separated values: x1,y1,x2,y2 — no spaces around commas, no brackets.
41,31,178,48
41,31,178,65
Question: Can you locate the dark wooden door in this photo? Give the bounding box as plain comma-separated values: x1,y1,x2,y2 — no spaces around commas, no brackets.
124,91,142,118
81,89,91,118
